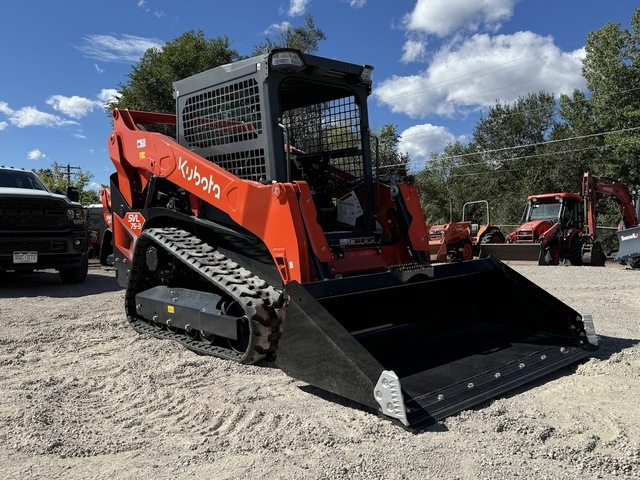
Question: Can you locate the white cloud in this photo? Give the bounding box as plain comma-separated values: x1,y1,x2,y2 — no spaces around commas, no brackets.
0,89,118,130
264,22,291,35
404,0,517,37
46,90,119,119
137,0,163,17
401,39,427,63
349,0,366,7
47,95,101,119
88,181,103,192
289,0,310,16
399,123,458,168
76,34,163,63
7,106,77,128
94,64,105,74
374,32,586,119
27,149,46,160
98,89,120,105
0,101,12,115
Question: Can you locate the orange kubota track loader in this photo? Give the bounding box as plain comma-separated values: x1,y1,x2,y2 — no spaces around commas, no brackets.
107,49,598,429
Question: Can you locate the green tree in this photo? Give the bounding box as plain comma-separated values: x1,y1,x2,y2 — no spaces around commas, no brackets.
416,141,470,224
33,162,99,205
472,91,560,198
549,88,600,183
253,15,326,55
109,30,240,114
582,8,640,187
422,92,567,225
371,123,410,169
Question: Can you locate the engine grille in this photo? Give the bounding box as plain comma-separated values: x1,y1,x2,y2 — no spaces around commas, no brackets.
0,197,68,231
515,230,535,242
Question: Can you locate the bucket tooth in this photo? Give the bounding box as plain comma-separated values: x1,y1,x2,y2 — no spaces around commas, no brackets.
374,371,408,427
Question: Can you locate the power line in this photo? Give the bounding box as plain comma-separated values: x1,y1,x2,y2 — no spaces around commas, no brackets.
447,145,606,178
391,126,640,171
435,126,640,162
398,84,640,142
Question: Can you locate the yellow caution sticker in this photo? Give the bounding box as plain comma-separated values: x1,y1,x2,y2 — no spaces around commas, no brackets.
167,305,175,314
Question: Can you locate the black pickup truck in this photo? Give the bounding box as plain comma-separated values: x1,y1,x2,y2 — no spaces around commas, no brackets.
0,166,88,283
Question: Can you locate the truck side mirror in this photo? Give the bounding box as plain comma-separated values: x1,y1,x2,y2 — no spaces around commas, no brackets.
66,186,80,202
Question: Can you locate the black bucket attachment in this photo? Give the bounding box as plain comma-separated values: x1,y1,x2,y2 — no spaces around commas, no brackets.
478,243,545,265
614,226,640,265
276,257,598,430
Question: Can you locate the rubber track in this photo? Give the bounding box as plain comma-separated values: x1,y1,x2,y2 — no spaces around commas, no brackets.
125,227,286,364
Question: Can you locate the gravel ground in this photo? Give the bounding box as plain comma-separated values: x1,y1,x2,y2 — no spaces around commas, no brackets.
1,261,639,479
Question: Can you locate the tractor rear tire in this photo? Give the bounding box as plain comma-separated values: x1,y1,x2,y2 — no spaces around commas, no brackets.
481,229,506,244
569,235,583,266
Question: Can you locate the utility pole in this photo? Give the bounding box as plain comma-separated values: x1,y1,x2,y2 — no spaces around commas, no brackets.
65,164,81,187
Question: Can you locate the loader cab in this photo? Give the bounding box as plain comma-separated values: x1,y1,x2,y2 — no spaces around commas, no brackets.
174,48,378,237
267,49,376,232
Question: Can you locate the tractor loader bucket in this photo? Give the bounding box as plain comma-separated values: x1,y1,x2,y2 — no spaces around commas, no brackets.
478,243,545,265
276,257,597,430
614,226,640,264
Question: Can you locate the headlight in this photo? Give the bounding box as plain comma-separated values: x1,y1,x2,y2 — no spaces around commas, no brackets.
360,65,374,84
68,207,85,224
270,49,305,72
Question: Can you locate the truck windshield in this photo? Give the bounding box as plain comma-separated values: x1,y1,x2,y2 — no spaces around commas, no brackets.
0,170,49,191
528,202,561,221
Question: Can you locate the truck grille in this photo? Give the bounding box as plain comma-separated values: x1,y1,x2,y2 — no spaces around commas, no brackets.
0,240,68,254
0,198,67,231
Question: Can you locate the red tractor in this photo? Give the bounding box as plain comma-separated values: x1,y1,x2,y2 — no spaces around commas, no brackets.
480,172,638,266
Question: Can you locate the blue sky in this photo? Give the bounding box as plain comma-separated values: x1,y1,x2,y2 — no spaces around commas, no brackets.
0,1,637,194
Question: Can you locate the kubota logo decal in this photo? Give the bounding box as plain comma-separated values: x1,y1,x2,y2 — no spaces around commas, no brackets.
178,157,221,199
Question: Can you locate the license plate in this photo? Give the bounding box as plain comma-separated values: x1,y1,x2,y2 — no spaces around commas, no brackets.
13,251,38,264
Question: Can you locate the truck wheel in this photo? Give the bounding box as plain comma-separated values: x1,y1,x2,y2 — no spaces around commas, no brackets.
59,253,89,284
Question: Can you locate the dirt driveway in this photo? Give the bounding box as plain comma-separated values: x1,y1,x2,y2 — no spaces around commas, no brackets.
1,262,639,479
